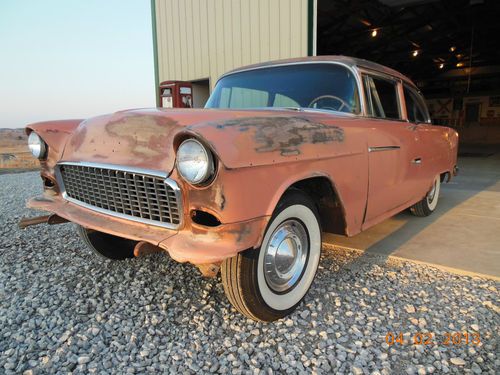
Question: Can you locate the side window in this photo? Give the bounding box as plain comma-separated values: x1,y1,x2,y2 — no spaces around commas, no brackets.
363,75,401,120
404,86,430,123
273,93,300,107
217,87,269,108
231,87,268,108
219,87,231,108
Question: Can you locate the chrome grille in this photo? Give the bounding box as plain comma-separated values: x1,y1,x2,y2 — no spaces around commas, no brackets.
58,163,181,228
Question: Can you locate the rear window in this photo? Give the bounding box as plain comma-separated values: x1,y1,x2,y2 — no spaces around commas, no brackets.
206,64,360,114
404,85,430,123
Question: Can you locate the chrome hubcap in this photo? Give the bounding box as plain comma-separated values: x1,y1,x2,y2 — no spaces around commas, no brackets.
263,219,309,293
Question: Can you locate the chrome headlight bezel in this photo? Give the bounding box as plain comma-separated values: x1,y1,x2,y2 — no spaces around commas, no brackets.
28,132,48,160
176,138,215,186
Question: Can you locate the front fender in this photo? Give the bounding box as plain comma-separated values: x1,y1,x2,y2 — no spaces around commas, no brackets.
186,115,348,169
183,114,366,236
26,119,84,172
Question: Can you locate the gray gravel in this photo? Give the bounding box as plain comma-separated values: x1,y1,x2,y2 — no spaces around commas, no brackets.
1,171,499,374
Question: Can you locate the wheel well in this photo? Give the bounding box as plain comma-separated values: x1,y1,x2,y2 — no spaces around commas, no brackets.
440,171,450,183
288,177,347,236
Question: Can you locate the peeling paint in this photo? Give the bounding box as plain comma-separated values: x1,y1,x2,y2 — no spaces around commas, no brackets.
213,184,226,211
104,115,177,159
214,116,344,155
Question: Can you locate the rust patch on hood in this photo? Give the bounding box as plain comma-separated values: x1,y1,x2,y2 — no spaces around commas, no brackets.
189,111,352,169
62,111,185,172
214,116,344,156
56,108,350,172
104,114,179,160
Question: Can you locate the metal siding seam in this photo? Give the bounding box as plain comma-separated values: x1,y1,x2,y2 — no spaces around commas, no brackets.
150,0,160,106
307,0,314,56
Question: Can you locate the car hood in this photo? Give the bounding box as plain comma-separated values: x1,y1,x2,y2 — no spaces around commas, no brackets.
61,107,349,172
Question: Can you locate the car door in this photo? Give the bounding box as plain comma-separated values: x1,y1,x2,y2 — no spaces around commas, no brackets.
404,84,448,191
362,74,423,227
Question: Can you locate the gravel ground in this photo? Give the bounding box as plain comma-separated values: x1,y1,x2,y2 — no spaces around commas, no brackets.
1,171,499,375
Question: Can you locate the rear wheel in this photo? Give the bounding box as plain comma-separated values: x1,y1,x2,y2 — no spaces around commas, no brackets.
410,175,441,217
77,225,136,260
221,190,321,321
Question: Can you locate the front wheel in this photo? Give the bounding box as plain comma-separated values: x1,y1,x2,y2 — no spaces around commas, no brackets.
77,225,136,260
221,190,322,321
410,175,441,217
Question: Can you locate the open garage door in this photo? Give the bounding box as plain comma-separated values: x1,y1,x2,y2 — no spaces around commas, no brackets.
315,0,500,146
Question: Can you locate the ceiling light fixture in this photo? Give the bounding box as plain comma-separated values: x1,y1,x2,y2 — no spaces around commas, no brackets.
412,50,419,57
371,29,378,37
439,63,444,69
450,46,456,52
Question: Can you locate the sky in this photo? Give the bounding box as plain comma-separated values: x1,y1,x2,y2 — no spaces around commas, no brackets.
0,0,155,129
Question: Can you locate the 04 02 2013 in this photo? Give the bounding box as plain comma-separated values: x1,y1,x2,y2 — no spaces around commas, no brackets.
385,332,481,346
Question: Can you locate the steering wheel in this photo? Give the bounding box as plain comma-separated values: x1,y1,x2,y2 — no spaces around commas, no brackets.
308,95,352,113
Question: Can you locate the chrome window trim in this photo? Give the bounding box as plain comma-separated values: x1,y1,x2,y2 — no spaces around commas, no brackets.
211,61,367,116
55,161,183,230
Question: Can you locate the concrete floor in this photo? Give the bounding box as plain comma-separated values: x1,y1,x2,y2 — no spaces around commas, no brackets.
324,145,500,278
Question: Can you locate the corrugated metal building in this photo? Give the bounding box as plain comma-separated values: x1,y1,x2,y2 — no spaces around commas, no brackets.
151,0,316,107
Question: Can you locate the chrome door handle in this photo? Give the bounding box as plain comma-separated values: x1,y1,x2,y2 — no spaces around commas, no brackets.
412,157,422,164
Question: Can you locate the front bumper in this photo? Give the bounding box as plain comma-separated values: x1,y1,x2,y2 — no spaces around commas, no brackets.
28,194,270,264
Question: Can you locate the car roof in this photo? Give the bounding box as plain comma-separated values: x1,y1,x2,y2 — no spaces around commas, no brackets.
223,55,418,88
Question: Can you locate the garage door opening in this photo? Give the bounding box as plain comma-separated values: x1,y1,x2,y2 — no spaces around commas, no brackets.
190,79,210,108
315,0,500,146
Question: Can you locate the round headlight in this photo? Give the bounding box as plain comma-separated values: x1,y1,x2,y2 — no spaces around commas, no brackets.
28,132,47,159
176,139,214,185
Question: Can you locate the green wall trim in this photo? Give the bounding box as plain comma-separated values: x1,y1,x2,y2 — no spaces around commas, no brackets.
307,0,314,56
151,0,160,107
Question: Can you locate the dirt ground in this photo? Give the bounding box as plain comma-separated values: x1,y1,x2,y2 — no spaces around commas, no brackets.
0,128,39,172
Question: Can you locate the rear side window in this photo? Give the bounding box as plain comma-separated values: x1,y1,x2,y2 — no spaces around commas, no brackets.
404,86,429,123
364,75,401,120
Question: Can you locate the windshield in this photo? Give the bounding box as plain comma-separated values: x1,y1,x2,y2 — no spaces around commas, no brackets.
205,63,360,114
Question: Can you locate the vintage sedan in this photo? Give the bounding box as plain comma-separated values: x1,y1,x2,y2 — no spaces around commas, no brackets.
23,56,458,321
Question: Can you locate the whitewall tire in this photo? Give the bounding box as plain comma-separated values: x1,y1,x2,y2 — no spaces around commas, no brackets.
221,190,321,321
410,175,441,217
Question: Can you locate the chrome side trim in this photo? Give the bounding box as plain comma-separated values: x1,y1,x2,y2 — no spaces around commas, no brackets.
55,162,183,230
368,146,401,153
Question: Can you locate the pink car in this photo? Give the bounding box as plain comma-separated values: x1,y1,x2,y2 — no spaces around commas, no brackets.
23,56,458,321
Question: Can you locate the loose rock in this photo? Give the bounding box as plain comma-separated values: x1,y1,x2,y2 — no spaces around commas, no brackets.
0,172,497,374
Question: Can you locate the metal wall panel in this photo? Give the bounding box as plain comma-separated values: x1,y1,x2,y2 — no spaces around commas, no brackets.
154,0,310,90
